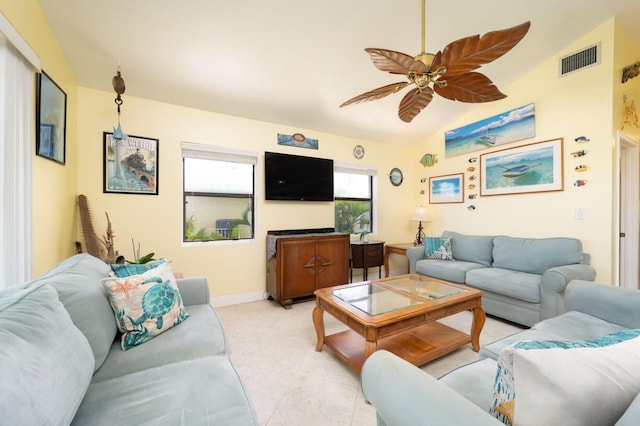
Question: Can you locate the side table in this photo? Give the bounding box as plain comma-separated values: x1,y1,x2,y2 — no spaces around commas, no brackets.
350,240,384,282
383,243,416,277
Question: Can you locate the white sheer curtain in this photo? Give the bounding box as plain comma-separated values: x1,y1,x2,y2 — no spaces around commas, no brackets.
0,33,35,288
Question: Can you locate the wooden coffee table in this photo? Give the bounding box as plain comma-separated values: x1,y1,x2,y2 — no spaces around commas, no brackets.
312,274,485,373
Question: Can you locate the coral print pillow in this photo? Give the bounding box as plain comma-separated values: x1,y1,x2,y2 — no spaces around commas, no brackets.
102,261,189,350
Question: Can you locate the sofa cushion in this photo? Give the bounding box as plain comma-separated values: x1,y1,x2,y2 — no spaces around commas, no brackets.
416,259,486,284
466,268,540,303
442,231,494,267
440,358,498,410
73,357,258,425
492,236,583,275
102,261,190,350
92,304,229,382
28,253,116,372
617,392,640,426
481,311,627,360
423,237,453,260
490,329,640,426
0,284,94,425
109,258,167,277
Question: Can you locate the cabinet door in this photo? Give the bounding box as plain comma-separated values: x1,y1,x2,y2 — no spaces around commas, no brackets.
280,239,317,299
316,237,349,289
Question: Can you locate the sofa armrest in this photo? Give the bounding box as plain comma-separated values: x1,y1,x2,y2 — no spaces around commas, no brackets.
176,277,210,306
565,280,640,329
539,264,597,320
361,350,502,426
406,246,425,274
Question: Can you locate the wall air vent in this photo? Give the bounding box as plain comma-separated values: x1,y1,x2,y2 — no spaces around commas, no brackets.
559,42,601,77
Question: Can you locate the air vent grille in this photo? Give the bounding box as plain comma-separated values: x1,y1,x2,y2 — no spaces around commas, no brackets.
559,43,601,77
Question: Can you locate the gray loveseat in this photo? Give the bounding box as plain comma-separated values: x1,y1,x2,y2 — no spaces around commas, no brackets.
407,231,596,326
0,253,257,425
361,280,640,425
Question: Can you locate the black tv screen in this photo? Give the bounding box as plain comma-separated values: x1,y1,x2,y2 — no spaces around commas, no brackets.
265,152,334,201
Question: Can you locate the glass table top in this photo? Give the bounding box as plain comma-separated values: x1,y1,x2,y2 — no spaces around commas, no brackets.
332,284,422,315
383,276,466,300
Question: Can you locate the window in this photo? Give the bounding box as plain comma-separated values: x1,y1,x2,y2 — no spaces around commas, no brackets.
334,163,377,235
182,143,257,242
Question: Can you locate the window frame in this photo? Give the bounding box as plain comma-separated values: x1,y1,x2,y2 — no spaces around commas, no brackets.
181,142,257,245
334,162,378,236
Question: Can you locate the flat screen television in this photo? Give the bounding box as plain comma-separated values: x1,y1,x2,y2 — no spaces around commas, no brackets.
264,151,334,201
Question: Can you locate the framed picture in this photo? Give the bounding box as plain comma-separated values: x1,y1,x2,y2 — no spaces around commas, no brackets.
429,173,464,204
480,138,564,196
103,132,159,195
444,103,535,158
36,71,67,164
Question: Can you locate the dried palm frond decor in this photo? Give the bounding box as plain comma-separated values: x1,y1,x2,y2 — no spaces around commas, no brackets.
77,194,120,263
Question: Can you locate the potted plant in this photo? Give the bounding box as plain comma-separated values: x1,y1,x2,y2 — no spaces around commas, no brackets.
359,231,370,243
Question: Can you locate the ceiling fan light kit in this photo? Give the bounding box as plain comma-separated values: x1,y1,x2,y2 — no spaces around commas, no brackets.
341,0,530,123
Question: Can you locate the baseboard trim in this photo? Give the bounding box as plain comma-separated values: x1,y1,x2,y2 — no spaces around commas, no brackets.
211,290,267,308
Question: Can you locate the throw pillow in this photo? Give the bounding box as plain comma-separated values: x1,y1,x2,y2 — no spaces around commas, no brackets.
102,261,190,350
0,283,94,425
423,237,453,260
109,258,167,278
490,329,640,426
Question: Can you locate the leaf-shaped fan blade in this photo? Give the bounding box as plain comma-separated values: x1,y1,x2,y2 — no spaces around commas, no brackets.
398,87,434,122
432,21,530,77
365,48,427,75
434,72,506,103
340,82,410,107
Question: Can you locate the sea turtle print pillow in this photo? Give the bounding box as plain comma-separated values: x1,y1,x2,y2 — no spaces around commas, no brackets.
102,260,189,350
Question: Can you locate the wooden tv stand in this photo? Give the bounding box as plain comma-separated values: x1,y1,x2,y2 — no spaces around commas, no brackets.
266,230,350,309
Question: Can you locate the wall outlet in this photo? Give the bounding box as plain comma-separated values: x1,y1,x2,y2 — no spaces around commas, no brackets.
575,207,585,220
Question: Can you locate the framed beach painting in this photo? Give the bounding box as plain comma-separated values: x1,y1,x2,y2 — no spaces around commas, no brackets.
36,71,67,164
445,103,535,158
103,132,159,195
429,173,464,204
480,138,564,196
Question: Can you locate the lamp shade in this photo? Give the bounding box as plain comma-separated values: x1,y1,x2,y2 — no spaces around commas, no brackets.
411,205,431,222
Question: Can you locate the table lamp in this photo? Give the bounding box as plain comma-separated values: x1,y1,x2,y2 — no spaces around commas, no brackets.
411,205,431,246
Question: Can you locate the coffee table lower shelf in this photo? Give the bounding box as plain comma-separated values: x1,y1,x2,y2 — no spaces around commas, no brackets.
324,321,471,373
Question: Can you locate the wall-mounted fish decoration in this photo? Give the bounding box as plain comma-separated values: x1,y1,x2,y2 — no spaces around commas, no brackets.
468,205,476,210
468,184,476,190
419,153,438,167
469,157,478,163
420,177,427,183
575,164,590,172
574,136,590,143
467,166,475,172
573,179,587,187
469,175,477,181
468,194,477,199
571,150,588,158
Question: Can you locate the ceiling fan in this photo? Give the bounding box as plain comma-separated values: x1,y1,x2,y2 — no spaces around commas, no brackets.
340,0,531,123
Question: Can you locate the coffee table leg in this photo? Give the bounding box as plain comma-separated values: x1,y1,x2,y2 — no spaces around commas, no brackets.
471,306,486,352
312,301,325,352
364,338,377,360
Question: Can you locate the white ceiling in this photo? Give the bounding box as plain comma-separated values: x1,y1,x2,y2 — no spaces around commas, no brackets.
39,0,640,145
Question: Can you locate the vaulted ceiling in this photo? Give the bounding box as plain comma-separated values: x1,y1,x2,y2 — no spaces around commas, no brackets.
40,0,640,145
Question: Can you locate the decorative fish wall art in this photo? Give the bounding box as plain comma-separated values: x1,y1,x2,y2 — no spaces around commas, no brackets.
419,153,438,167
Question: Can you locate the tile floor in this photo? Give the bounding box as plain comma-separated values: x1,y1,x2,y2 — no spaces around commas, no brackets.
216,292,523,426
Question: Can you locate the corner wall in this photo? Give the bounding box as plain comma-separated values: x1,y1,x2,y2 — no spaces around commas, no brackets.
412,20,619,282
1,0,79,275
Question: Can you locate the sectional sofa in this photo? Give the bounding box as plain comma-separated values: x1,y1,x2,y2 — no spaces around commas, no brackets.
361,280,640,425
407,231,597,326
0,253,257,425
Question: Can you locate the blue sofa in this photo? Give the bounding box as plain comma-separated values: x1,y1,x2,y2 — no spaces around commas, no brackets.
361,280,640,425
407,231,597,326
0,254,257,425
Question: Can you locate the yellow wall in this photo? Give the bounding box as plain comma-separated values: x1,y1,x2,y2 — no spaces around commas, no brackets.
76,88,416,298
1,0,79,275
412,20,618,282
4,2,639,295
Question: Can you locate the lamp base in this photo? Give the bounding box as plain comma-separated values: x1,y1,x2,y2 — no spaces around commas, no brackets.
414,221,426,246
